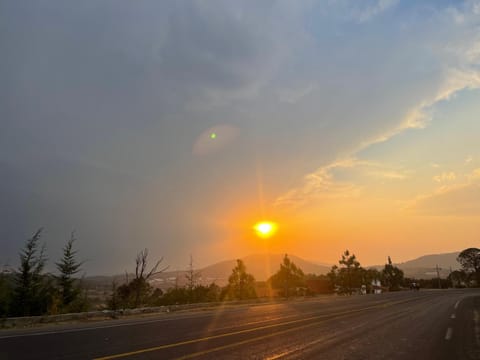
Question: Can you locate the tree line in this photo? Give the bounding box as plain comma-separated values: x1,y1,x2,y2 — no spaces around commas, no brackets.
0,229,88,317
1,228,479,317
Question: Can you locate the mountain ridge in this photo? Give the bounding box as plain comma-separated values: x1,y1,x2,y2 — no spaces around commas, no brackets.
85,250,465,290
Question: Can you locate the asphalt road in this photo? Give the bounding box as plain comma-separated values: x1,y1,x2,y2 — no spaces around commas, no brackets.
1,289,479,360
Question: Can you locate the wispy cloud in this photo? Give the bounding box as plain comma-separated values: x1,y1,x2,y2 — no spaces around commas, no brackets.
369,170,410,180
313,0,399,24
275,158,409,209
275,2,480,211
274,159,362,209
408,168,480,216
433,172,456,183
350,0,399,23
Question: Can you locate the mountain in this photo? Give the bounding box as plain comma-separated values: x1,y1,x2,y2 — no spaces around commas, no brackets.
370,251,461,279
85,251,464,290
148,253,330,289
398,252,460,269
200,253,330,283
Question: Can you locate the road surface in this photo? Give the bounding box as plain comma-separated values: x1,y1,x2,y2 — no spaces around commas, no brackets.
1,289,479,359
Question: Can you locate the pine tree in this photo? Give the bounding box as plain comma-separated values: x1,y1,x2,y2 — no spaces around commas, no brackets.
227,259,256,300
56,232,83,308
269,254,305,298
13,228,48,316
382,256,404,291
185,255,201,302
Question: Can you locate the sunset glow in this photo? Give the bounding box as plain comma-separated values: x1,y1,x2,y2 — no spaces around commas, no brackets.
2,1,480,274
254,221,278,238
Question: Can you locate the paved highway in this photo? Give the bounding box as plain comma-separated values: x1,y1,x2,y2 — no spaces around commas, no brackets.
1,289,479,359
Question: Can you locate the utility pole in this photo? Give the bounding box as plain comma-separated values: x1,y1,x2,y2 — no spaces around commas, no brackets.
449,267,453,288
174,268,178,289
436,264,442,289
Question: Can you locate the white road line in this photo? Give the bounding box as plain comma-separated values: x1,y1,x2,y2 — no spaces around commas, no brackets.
474,310,480,347
445,327,453,341
454,300,460,310
450,314,456,319
0,313,213,339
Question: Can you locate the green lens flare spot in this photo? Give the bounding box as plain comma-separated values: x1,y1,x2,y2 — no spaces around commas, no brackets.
210,132,217,139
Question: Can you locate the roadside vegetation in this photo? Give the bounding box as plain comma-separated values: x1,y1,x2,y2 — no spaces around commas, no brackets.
1,228,479,318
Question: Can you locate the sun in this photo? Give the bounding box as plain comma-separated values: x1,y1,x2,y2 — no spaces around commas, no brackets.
253,221,278,238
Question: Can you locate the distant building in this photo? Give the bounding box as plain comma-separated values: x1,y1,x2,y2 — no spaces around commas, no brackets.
371,279,382,294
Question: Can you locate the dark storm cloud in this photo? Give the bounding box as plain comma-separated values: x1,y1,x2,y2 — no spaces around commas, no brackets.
0,1,291,273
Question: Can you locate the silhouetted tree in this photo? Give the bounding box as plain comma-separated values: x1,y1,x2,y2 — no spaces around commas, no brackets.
108,280,119,311
382,256,404,291
457,248,480,286
158,283,221,305
327,265,339,291
158,286,189,305
55,232,83,309
0,271,14,316
133,248,167,307
329,250,363,294
114,248,168,309
185,255,201,302
269,254,305,298
226,259,256,300
448,270,469,288
12,228,50,316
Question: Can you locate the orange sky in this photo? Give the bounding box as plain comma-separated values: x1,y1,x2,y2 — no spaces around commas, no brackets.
2,1,480,274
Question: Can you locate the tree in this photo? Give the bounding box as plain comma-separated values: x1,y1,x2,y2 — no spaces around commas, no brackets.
448,270,469,288
55,232,83,309
114,248,168,309
226,259,256,300
132,248,167,307
382,256,404,291
269,254,305,298
328,250,365,294
13,228,49,316
338,250,362,294
185,255,201,302
457,248,480,286
0,271,14,316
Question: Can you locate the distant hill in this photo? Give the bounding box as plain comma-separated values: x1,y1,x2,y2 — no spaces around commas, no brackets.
370,251,461,279
398,252,460,269
147,253,330,289
84,251,464,290
199,253,330,284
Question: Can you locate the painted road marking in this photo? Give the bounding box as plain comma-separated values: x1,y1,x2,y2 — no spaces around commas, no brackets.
174,305,413,360
174,312,381,360
0,312,217,340
454,300,460,310
265,350,297,360
94,298,417,360
94,308,369,360
0,305,331,340
474,310,480,347
445,327,453,341
0,295,427,341
172,323,332,360
450,314,456,319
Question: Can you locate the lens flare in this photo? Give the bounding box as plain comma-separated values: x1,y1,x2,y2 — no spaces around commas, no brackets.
192,124,239,156
253,221,277,238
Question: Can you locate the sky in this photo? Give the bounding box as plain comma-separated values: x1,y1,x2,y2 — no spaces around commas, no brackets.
1,0,480,275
